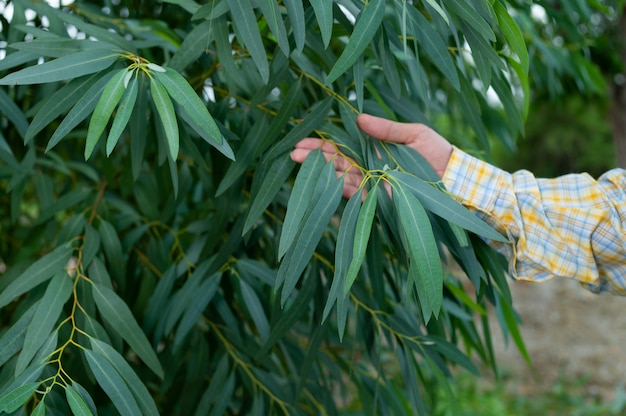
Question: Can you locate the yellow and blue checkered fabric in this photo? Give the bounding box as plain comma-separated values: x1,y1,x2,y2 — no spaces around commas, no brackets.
443,147,626,295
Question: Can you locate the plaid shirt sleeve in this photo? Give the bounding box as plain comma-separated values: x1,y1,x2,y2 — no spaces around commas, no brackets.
442,147,626,295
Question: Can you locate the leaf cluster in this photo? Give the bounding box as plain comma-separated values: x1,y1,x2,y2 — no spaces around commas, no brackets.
0,0,612,414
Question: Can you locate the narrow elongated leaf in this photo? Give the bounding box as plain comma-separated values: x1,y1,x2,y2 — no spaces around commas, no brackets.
447,0,496,41
31,400,46,416
310,0,333,48
174,272,221,349
391,171,507,242
35,188,91,225
240,279,270,341
279,173,344,305
150,77,179,161
243,154,295,234
10,38,114,58
84,68,128,159
90,338,159,416
0,51,39,71
84,349,141,416
422,0,450,24
264,96,332,160
284,0,305,52
169,20,213,71
494,2,528,72
0,49,118,85
178,105,234,159
326,0,385,85
0,303,37,367
278,149,325,259
216,118,268,196
98,219,125,285
407,7,460,91
46,70,116,151
155,67,222,146
323,187,363,322
0,243,73,309
92,282,164,378
394,186,442,321
256,267,316,358
0,382,39,413
26,72,103,144
0,89,28,138
106,74,138,155
343,184,377,295
66,385,93,416
225,0,270,83
259,0,289,55
16,272,72,376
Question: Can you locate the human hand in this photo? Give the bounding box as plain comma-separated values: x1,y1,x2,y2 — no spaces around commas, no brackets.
290,114,453,199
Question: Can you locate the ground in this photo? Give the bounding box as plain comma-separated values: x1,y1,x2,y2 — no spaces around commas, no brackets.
486,276,626,401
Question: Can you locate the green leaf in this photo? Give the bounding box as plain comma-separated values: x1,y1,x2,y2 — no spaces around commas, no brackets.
46,70,117,152
264,96,332,160
26,72,103,144
310,0,333,48
106,74,139,156
92,282,164,378
407,7,460,91
35,188,92,225
226,0,270,83
84,349,141,416
169,20,213,71
326,0,385,85
0,51,39,71
66,385,93,416
150,76,179,161
278,171,344,305
216,118,269,196
243,154,295,234
31,400,46,416
284,0,305,52
0,382,39,413
278,148,325,260
390,171,507,242
240,279,270,342
69,382,97,416
447,0,496,42
173,272,221,349
98,219,125,285
393,186,442,322
0,49,119,85
256,266,316,359
422,0,450,24
154,67,223,146
90,338,159,416
0,243,73,309
323,187,362,322
259,0,289,55
0,303,37,367
343,184,377,295
494,1,528,72
15,272,72,376
85,67,129,159
10,38,115,58
0,89,28,139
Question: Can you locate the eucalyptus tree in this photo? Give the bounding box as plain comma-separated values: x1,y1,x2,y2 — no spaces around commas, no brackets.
0,0,617,414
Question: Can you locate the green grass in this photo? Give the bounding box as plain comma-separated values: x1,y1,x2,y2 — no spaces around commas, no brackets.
433,371,626,416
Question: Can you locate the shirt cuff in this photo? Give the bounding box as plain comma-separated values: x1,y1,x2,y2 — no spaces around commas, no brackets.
441,147,507,214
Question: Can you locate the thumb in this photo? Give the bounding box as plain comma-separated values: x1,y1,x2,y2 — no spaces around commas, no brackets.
357,113,418,145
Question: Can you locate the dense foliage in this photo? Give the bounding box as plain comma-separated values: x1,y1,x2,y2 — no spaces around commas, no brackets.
0,0,620,414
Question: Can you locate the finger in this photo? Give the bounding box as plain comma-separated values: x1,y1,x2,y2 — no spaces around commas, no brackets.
357,113,418,145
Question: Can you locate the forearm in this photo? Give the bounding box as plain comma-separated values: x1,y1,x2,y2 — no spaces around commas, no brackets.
442,147,626,294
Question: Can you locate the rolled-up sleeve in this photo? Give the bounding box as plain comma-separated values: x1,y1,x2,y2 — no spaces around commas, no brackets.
442,147,626,295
